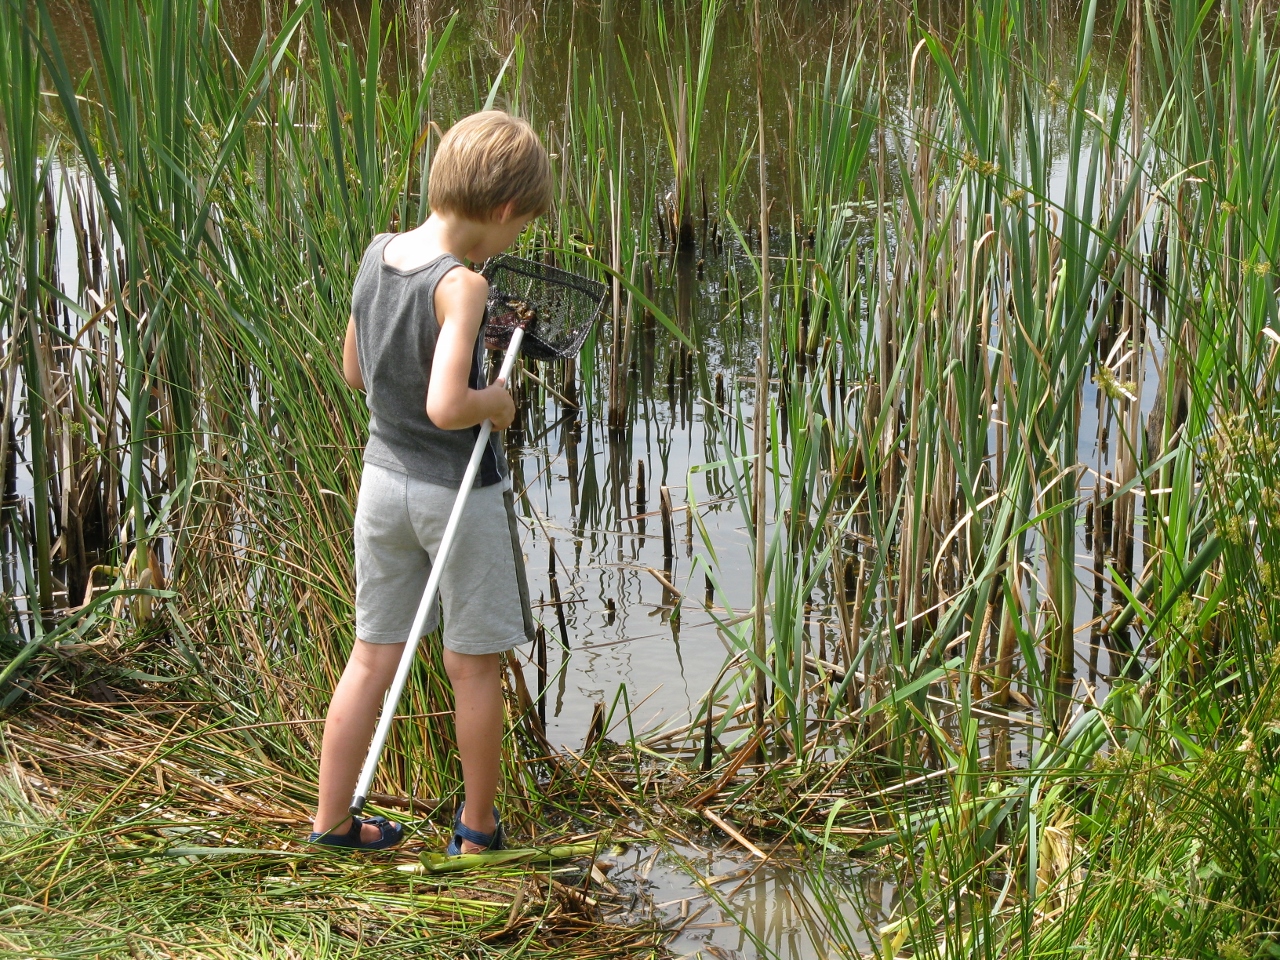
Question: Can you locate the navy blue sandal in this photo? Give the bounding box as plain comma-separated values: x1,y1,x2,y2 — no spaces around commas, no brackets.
309,815,404,850
447,802,504,855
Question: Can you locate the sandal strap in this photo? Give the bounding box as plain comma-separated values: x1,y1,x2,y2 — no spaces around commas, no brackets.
451,802,504,851
362,815,406,846
312,817,364,843
311,815,403,848
453,819,501,849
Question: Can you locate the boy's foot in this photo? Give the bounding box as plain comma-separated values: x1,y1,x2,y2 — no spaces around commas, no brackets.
447,803,504,855
309,815,404,850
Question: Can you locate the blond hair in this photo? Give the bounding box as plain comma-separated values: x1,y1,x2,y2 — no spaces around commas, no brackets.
428,111,553,220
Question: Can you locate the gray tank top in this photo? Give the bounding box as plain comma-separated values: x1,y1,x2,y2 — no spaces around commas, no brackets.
350,234,506,488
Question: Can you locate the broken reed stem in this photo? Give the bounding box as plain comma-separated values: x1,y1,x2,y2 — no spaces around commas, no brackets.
547,538,570,650
660,485,674,565
702,807,768,860
646,566,682,599
536,623,548,731
684,487,693,556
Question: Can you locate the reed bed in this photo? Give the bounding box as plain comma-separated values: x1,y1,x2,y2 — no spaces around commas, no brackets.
2,0,1279,956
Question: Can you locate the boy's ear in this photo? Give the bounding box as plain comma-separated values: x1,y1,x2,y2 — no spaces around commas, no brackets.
496,200,518,223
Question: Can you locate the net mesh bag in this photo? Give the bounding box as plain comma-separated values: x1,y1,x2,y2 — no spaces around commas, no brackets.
481,255,608,361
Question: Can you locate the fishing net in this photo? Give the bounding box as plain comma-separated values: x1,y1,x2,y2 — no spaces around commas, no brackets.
481,255,608,361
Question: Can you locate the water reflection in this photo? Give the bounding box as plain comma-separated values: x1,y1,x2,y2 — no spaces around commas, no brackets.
615,843,889,960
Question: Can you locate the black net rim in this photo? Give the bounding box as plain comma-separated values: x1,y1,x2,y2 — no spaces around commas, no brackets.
483,254,608,301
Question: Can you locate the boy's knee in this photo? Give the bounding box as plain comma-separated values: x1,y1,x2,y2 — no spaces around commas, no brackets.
347,639,405,683
442,649,500,684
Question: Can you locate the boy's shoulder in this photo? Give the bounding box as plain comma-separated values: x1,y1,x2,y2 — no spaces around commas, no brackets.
438,262,487,285
435,261,489,309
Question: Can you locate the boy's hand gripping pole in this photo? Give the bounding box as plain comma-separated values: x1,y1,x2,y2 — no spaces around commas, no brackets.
351,326,526,816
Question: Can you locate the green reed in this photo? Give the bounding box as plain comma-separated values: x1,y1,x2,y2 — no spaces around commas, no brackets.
706,0,1280,955
4,0,1280,955
1,1,53,619
0,2,623,951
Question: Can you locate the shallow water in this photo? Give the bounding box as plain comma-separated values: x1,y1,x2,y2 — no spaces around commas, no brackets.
645,845,887,960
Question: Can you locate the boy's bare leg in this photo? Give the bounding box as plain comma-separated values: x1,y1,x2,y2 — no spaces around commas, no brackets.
314,639,405,843
443,649,503,853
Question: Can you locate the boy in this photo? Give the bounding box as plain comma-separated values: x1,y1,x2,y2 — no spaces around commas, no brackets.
310,111,550,853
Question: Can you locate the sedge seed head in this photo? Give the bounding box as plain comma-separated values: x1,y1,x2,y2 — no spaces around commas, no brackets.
1217,935,1249,960
1170,595,1196,634
1094,365,1136,402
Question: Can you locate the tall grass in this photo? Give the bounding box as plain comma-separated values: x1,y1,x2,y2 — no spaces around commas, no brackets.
0,1,663,952
2,0,1279,955
697,0,1280,955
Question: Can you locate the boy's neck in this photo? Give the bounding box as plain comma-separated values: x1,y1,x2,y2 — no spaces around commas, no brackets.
418,212,488,264
386,203,525,270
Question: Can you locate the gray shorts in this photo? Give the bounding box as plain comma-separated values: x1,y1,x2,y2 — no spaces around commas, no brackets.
354,462,535,654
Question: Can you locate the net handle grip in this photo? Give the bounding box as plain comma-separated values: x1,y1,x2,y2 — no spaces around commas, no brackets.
493,324,525,383
351,326,525,817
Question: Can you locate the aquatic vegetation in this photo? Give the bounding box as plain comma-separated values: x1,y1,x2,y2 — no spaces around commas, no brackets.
2,0,1278,956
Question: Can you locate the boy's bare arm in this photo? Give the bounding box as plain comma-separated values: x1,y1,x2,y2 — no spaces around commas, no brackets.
342,316,365,391
427,267,516,431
